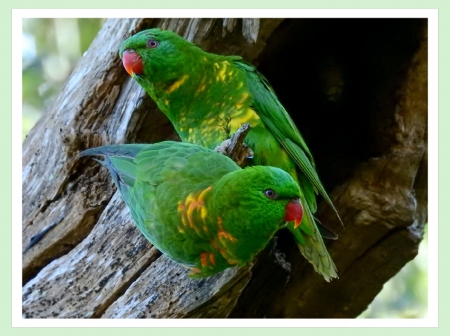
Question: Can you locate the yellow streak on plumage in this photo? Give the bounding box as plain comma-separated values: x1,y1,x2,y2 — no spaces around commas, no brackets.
186,202,197,227
179,186,213,234
185,192,196,204
238,93,249,104
237,81,244,89
198,186,212,203
166,74,189,94
201,207,208,222
229,108,261,132
217,245,238,265
186,204,203,236
218,231,238,243
181,215,189,227
233,93,251,114
195,83,206,95
214,61,229,82
217,217,238,243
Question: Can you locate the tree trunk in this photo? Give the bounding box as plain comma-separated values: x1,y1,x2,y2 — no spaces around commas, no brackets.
22,18,427,318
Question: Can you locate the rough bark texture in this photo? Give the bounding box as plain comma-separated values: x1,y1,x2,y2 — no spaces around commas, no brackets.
22,18,427,318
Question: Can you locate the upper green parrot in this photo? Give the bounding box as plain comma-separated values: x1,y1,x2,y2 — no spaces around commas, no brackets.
80,141,304,278
119,28,338,281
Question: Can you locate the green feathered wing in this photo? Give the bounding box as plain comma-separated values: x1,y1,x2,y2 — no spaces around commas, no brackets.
235,60,339,280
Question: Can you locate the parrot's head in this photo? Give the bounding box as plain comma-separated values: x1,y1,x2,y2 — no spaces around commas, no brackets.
119,28,197,82
217,166,303,231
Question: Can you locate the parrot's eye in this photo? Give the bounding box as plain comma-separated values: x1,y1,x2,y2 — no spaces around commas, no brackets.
264,189,277,199
147,38,159,48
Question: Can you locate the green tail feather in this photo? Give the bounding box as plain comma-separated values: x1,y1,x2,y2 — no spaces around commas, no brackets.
80,145,142,199
80,144,154,243
79,144,147,160
288,196,338,282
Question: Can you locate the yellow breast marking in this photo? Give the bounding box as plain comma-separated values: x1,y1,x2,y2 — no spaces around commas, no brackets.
166,74,189,94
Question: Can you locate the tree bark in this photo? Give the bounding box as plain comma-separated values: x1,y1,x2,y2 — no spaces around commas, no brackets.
22,18,427,318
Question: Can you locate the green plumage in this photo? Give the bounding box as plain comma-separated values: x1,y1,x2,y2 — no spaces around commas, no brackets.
119,29,338,280
80,141,301,277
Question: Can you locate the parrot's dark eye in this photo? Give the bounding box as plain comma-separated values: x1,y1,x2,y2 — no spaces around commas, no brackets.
264,189,277,199
147,38,159,48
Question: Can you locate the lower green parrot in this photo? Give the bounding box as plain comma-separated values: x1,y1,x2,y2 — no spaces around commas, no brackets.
118,28,338,280
80,141,304,278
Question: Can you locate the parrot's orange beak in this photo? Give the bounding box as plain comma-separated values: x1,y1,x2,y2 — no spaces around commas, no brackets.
284,198,303,228
122,50,143,77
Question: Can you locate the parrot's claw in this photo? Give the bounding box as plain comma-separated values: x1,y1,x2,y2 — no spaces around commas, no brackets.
214,123,254,167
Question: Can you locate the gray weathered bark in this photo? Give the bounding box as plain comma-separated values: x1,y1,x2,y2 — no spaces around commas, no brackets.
22,18,427,318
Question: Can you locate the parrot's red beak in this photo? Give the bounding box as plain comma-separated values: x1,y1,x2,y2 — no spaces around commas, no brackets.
284,198,303,228
122,50,143,77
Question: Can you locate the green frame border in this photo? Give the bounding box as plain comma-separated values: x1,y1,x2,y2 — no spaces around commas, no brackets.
6,1,447,334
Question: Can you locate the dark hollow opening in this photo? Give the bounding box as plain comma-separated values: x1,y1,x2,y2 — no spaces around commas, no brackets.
256,18,426,191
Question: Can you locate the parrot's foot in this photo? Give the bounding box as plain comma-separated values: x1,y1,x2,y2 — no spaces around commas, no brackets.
214,139,231,155
214,123,254,167
186,252,218,278
188,267,203,277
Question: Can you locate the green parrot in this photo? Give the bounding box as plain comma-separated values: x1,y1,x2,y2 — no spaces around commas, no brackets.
119,28,338,281
80,141,304,278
